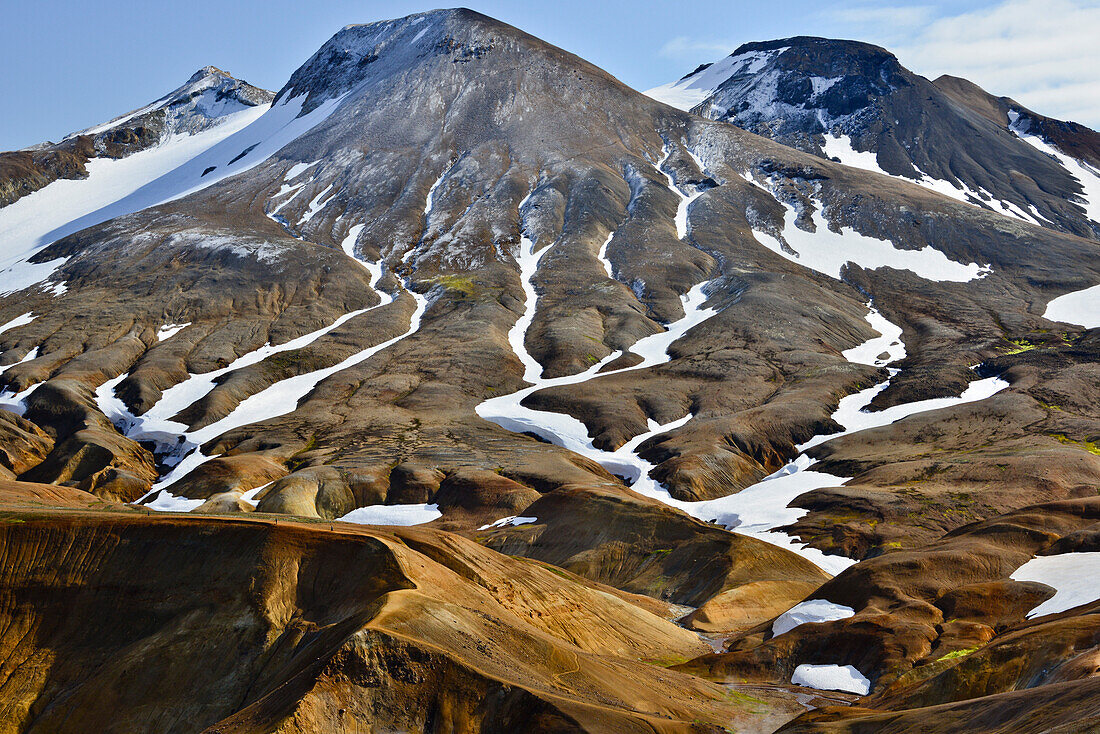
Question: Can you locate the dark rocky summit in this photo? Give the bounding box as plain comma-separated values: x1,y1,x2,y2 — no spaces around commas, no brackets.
0,9,1098,732
649,36,1100,239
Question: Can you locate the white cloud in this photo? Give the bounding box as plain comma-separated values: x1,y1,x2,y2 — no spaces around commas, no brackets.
833,0,1100,127
658,35,739,60
826,4,936,31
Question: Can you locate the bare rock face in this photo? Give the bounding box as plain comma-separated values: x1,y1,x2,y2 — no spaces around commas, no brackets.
0,410,53,477
17,378,157,501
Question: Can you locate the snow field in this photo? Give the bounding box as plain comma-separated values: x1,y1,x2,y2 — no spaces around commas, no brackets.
0,104,267,295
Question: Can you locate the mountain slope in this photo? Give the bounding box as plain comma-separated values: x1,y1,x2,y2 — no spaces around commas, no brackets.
0,67,278,295
648,36,1100,240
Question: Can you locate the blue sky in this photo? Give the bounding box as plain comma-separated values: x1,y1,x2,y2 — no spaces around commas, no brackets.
3,0,1098,150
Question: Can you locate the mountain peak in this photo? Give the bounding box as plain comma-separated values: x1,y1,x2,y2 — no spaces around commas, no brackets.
730,35,895,60
272,7,595,114
64,65,273,145
186,65,233,84
646,35,908,131
650,35,1100,239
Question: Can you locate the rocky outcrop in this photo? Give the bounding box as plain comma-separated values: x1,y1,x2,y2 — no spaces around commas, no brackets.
482,485,830,626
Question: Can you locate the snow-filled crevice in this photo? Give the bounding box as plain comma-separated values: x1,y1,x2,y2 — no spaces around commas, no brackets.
403,161,455,265
751,185,990,283
96,225,426,510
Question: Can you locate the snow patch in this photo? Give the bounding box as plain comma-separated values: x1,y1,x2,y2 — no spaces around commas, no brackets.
792,664,870,695
479,287,1006,576
772,599,855,637
150,279,423,494
0,382,41,416
597,231,615,278
143,489,205,513
0,312,35,336
822,134,1044,225
339,503,442,526
240,481,274,505
1044,284,1100,329
299,183,336,224
0,347,38,376
478,515,538,530
753,199,989,282
821,134,883,174
284,161,319,181
1010,551,1100,618
656,145,704,240
1010,112,1100,226
842,307,905,367
798,373,1009,452
644,47,789,111
157,322,191,342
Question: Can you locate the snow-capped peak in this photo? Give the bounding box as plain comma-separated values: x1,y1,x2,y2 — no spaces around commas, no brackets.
67,67,273,141
646,45,790,112
274,9,507,113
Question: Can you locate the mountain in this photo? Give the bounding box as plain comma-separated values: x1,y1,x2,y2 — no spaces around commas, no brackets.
0,9,1099,732
0,67,273,209
0,66,275,295
648,36,1100,240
